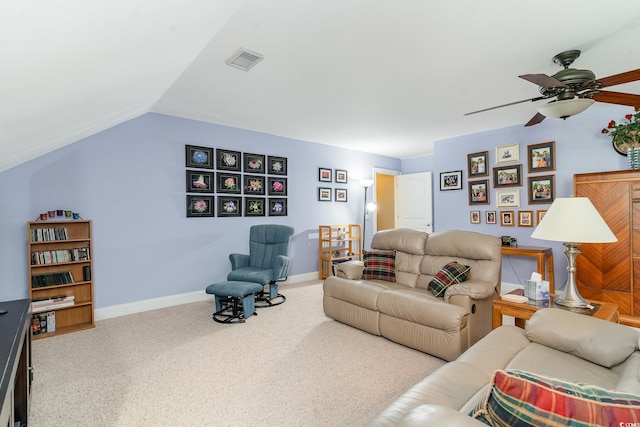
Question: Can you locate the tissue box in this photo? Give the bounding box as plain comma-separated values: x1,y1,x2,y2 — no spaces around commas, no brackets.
524,280,549,300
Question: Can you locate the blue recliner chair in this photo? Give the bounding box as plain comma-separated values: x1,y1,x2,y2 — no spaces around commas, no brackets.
227,224,294,307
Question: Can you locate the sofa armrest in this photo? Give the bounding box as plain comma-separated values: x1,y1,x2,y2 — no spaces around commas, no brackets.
229,253,250,270
273,255,290,280
336,261,364,279
444,280,497,303
396,405,486,427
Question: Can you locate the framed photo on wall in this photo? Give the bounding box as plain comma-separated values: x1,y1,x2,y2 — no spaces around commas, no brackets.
470,210,481,224
500,210,515,226
268,177,287,196
216,149,241,171
335,169,348,183
216,172,241,193
495,143,519,164
467,151,489,178
268,156,288,175
493,164,523,187
186,195,214,217
186,170,214,193
243,153,265,173
268,198,288,216
537,209,547,225
245,198,266,216
486,210,497,224
318,187,332,201
527,141,555,173
496,189,520,208
335,188,348,202
217,196,242,217
440,170,462,190
518,210,534,227
243,175,265,195
319,168,332,182
528,175,555,204
468,179,489,205
185,145,214,169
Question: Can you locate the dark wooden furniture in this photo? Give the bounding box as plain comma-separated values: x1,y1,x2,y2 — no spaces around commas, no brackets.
0,299,32,427
501,246,555,293
574,170,640,326
492,289,619,329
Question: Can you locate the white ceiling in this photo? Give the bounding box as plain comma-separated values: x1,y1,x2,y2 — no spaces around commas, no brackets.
3,0,640,173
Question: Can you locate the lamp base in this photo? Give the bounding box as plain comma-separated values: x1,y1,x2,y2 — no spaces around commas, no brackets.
554,294,590,308
554,243,590,308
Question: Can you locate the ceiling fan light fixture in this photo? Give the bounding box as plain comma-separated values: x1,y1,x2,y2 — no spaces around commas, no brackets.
538,98,595,119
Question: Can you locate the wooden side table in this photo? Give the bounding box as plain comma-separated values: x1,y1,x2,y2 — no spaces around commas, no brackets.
492,289,619,329
501,246,555,293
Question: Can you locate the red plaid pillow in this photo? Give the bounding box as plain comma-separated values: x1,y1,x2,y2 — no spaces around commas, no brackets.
428,261,470,297
362,250,396,282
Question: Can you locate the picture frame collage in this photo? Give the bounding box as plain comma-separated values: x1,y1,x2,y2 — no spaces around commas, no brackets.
185,145,288,218
318,168,348,202
464,141,556,226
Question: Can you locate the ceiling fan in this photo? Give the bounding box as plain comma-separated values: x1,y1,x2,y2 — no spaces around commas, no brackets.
465,50,640,126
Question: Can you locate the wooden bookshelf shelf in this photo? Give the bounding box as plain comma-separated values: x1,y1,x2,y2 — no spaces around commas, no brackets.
318,224,362,279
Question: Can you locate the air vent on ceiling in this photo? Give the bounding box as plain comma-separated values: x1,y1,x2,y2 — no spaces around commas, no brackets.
226,48,264,71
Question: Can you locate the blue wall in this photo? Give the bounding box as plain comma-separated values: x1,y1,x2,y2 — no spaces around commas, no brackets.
0,113,400,307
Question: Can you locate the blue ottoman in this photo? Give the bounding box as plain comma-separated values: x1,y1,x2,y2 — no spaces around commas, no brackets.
206,281,263,323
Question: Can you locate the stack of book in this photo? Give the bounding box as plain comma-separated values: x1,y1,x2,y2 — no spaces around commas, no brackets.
31,295,75,313
32,271,74,288
32,311,55,334
30,247,90,265
30,227,69,242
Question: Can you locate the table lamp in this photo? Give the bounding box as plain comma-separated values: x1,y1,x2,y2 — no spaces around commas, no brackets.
530,197,617,308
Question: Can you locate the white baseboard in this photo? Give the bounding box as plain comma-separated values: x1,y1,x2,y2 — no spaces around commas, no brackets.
94,272,320,321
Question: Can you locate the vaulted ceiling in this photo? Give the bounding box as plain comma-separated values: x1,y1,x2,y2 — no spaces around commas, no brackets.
3,0,640,173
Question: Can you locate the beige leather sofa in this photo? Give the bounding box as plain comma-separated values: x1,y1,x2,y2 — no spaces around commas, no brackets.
368,308,640,426
323,228,502,361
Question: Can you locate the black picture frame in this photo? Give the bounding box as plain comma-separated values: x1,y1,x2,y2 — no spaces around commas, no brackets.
245,197,266,216
335,188,348,202
216,149,241,171
243,153,266,174
440,170,462,190
335,169,348,183
467,151,489,178
216,172,242,194
318,187,332,201
268,198,288,216
217,196,242,217
186,195,214,217
243,174,265,195
268,156,288,175
527,141,556,173
185,145,214,169
186,170,214,193
468,179,489,205
528,175,556,204
267,177,287,196
319,168,332,182
493,164,523,187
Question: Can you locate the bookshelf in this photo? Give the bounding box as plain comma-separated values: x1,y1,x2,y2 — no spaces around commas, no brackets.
318,224,362,279
27,220,95,339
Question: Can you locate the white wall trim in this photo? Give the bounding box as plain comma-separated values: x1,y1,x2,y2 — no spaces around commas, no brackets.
95,271,320,321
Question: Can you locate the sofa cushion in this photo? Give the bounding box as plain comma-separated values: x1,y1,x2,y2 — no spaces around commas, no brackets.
428,261,470,297
471,369,640,427
362,250,396,282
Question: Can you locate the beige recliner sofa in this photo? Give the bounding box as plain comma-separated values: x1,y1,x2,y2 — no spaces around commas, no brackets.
323,228,502,361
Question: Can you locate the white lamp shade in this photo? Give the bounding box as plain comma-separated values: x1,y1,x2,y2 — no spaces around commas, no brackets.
359,178,374,188
531,197,617,243
538,98,594,119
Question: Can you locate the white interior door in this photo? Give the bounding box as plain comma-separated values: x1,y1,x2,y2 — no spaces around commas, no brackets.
395,172,433,233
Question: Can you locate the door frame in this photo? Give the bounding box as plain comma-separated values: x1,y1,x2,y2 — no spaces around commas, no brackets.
372,167,401,234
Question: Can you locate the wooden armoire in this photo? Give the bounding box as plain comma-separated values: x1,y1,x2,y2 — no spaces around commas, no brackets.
574,170,640,326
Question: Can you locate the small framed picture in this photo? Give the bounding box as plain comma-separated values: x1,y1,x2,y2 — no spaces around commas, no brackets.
335,169,348,183
318,187,332,201
319,168,332,182
496,189,520,208
186,170,214,193
335,188,348,202
217,196,242,217
245,197,266,217
486,210,497,224
537,210,547,225
518,210,534,227
493,164,523,187
217,172,241,193
185,145,214,169
440,170,463,190
528,175,555,204
243,153,265,174
268,198,288,216
468,179,489,205
527,141,556,173
467,151,489,178
267,177,287,196
495,143,519,164
243,175,265,195
186,195,214,217
470,210,481,224
216,149,241,171
268,156,287,175
500,210,515,226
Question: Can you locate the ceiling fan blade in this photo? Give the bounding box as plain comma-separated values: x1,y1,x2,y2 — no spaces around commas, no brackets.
524,112,546,127
592,90,640,108
595,68,640,88
519,74,568,89
464,96,546,116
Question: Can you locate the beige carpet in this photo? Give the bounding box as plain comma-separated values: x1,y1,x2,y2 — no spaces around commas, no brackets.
29,281,445,426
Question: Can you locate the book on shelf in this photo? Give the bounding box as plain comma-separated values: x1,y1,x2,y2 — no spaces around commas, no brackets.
32,271,74,287
30,227,69,242
32,313,49,334
30,247,91,265
31,295,75,313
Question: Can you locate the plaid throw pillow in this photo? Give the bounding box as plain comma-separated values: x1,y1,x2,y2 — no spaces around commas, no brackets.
428,261,470,297
362,250,396,282
471,369,640,427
